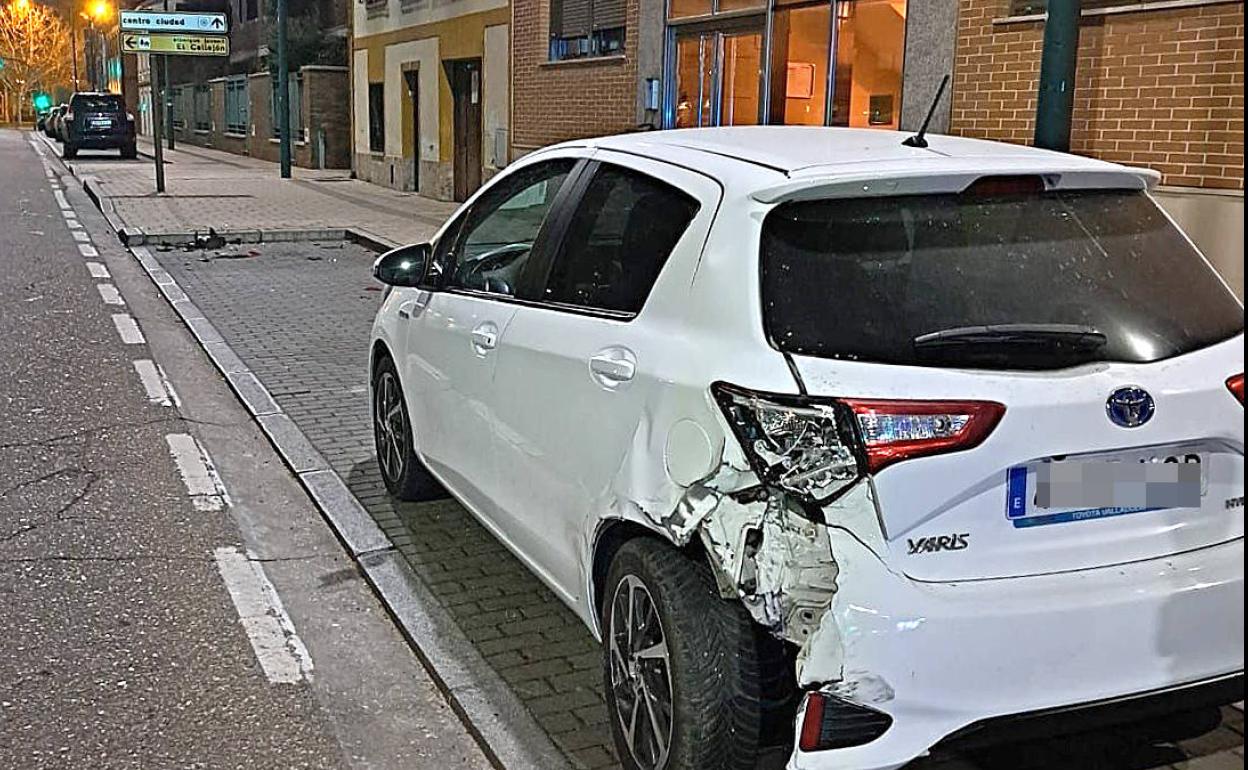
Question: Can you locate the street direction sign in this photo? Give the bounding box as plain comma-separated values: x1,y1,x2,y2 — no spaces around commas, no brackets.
119,10,228,35
122,32,230,56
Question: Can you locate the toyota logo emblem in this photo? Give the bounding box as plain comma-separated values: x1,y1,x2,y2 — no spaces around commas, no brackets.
1106,386,1155,428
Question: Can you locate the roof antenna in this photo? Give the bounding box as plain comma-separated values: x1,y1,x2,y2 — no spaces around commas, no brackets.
902,74,950,149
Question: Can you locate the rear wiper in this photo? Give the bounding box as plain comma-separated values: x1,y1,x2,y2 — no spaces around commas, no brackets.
914,324,1108,350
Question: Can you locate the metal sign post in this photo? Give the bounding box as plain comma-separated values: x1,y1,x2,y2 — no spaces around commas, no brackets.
151,55,166,193
120,10,228,194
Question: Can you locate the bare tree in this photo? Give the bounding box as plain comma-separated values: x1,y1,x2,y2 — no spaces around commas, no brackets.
0,0,76,122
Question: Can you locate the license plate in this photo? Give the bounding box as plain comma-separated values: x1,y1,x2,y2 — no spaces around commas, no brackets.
1006,453,1206,528
90,118,111,128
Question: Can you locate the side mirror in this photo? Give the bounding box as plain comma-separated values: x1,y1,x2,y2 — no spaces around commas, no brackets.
373,243,432,287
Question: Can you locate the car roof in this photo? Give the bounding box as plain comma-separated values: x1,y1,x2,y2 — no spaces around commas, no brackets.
556,126,1152,195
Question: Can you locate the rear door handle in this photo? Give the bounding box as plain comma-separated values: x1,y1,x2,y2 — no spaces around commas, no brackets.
471,323,498,354
589,350,636,386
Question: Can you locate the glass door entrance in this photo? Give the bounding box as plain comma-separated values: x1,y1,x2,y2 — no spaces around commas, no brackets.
673,27,764,128
666,0,908,130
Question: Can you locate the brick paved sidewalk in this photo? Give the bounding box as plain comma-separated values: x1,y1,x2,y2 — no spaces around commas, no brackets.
57,136,457,247
141,239,1244,770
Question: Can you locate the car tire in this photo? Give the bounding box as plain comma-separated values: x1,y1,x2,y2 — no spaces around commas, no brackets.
602,538,773,770
372,354,444,501
62,143,77,159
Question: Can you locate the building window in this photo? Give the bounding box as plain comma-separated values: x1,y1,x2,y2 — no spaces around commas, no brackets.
368,83,385,153
271,74,304,140
549,0,626,61
193,85,211,131
170,86,185,129
225,76,249,134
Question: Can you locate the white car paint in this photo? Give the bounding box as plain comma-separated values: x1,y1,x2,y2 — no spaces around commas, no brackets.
370,126,1245,770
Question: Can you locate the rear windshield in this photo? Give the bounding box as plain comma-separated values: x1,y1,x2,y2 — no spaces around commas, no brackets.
71,95,124,112
760,189,1244,369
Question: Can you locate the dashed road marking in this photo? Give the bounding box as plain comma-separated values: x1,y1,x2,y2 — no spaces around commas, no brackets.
111,313,145,344
66,218,82,229
133,359,179,407
96,283,125,306
72,230,90,243
213,546,313,684
53,190,70,210
86,262,110,279
78,243,99,258
165,433,230,511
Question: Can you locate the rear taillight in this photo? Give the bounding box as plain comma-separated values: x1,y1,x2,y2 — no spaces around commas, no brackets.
712,384,1005,505
1228,374,1244,404
841,399,1006,474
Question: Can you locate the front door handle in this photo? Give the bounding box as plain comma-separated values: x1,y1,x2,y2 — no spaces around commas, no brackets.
471,323,498,355
589,350,636,386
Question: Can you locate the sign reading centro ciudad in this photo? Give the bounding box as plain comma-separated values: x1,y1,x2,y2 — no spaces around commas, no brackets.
119,10,228,35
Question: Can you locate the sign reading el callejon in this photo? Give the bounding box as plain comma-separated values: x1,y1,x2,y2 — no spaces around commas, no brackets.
122,32,230,56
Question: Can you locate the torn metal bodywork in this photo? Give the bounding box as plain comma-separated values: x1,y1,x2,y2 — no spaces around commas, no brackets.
608,419,887,691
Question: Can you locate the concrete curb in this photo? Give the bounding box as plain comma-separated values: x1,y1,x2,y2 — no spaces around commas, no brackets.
128,244,572,770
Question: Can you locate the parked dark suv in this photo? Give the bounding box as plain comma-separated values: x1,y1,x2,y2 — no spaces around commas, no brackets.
62,92,137,160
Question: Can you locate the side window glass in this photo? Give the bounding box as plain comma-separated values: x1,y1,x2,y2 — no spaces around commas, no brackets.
443,159,576,296
541,164,699,314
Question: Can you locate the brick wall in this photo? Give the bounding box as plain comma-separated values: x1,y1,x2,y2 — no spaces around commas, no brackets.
248,68,351,169
951,0,1244,189
304,67,352,169
511,0,642,153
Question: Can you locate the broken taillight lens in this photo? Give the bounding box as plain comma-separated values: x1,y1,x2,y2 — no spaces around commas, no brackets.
713,385,1006,503
1228,374,1244,404
842,398,1005,474
712,384,865,505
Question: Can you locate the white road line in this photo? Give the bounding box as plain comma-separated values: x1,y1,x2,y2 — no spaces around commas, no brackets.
78,243,99,257
53,190,70,210
213,547,313,684
72,230,90,242
96,283,125,306
86,262,110,279
165,433,231,511
66,218,82,229
111,313,145,345
132,359,179,407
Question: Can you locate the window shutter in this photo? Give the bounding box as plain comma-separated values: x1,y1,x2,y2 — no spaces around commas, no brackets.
591,0,625,30
555,0,592,37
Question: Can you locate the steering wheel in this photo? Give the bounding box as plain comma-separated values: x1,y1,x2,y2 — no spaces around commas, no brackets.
460,242,531,292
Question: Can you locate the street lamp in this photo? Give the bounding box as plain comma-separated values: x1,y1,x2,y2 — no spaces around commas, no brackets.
81,0,113,91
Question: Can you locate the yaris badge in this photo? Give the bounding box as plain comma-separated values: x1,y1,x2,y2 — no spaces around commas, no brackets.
1106,386,1155,428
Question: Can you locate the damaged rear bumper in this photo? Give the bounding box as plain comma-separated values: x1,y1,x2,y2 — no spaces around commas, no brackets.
786,533,1245,770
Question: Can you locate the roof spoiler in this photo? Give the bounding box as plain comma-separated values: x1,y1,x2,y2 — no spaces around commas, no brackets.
751,168,1161,205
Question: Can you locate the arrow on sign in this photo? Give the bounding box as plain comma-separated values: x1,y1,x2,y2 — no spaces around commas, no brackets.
211,17,224,28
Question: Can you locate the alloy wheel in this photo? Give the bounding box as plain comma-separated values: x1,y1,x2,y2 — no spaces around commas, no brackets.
374,370,407,484
608,575,674,770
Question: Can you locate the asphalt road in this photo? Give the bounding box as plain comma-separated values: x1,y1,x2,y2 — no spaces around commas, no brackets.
0,129,491,769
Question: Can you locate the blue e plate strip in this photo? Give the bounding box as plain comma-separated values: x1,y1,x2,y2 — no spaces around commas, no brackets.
1006,467,1029,519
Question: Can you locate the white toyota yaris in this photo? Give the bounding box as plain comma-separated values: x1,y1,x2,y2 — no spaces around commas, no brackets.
368,126,1245,770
